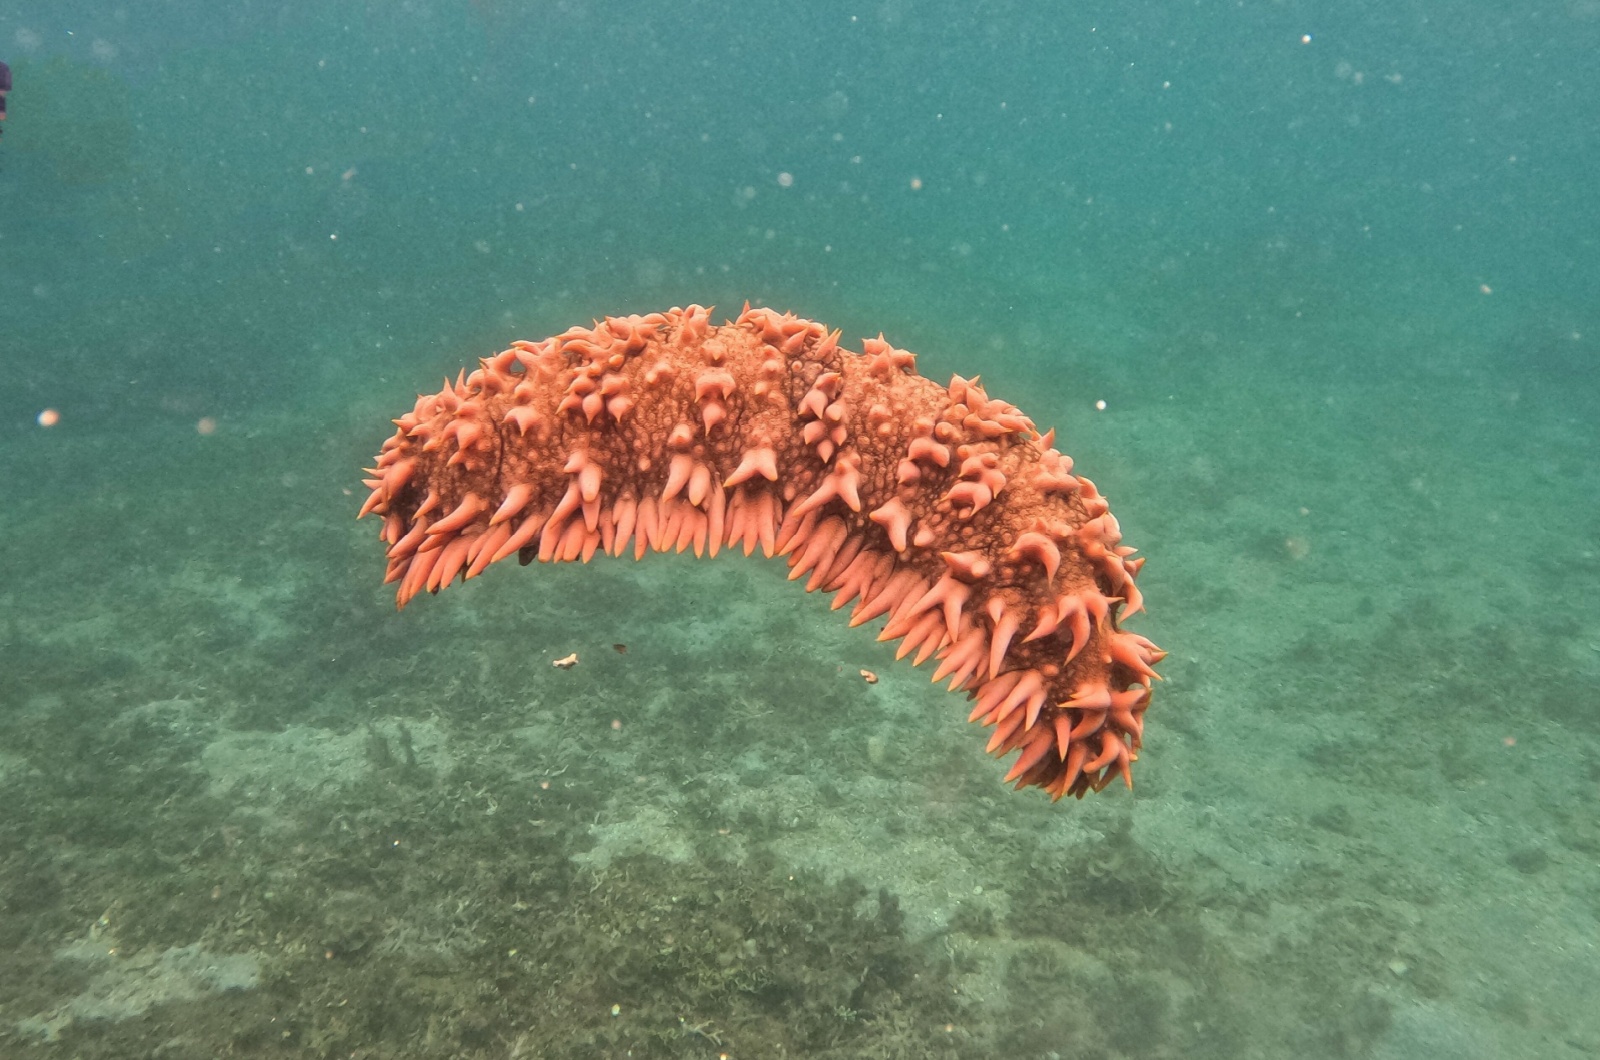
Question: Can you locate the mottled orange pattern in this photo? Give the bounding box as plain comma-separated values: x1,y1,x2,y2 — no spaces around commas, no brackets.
360,305,1163,799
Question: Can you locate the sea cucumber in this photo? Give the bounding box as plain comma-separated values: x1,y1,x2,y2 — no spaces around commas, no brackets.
359,305,1163,798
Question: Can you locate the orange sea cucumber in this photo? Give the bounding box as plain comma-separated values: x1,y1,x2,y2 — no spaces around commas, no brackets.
359,305,1163,799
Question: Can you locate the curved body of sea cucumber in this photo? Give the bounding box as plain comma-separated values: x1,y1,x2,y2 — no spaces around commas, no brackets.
359,304,1164,799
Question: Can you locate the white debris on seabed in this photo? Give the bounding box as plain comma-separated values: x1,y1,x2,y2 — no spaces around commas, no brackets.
15,934,260,1043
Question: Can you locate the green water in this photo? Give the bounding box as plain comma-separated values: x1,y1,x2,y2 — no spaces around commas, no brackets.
1,2,1596,1057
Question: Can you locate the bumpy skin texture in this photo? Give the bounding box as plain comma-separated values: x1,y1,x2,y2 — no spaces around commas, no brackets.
360,305,1164,799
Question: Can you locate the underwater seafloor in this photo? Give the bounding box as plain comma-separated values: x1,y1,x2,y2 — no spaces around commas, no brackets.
2,271,1597,1060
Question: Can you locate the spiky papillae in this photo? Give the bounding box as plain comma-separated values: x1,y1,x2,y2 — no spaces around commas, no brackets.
359,305,1164,799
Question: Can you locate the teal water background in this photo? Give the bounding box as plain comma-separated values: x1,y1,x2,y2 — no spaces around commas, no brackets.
1,2,1596,1057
